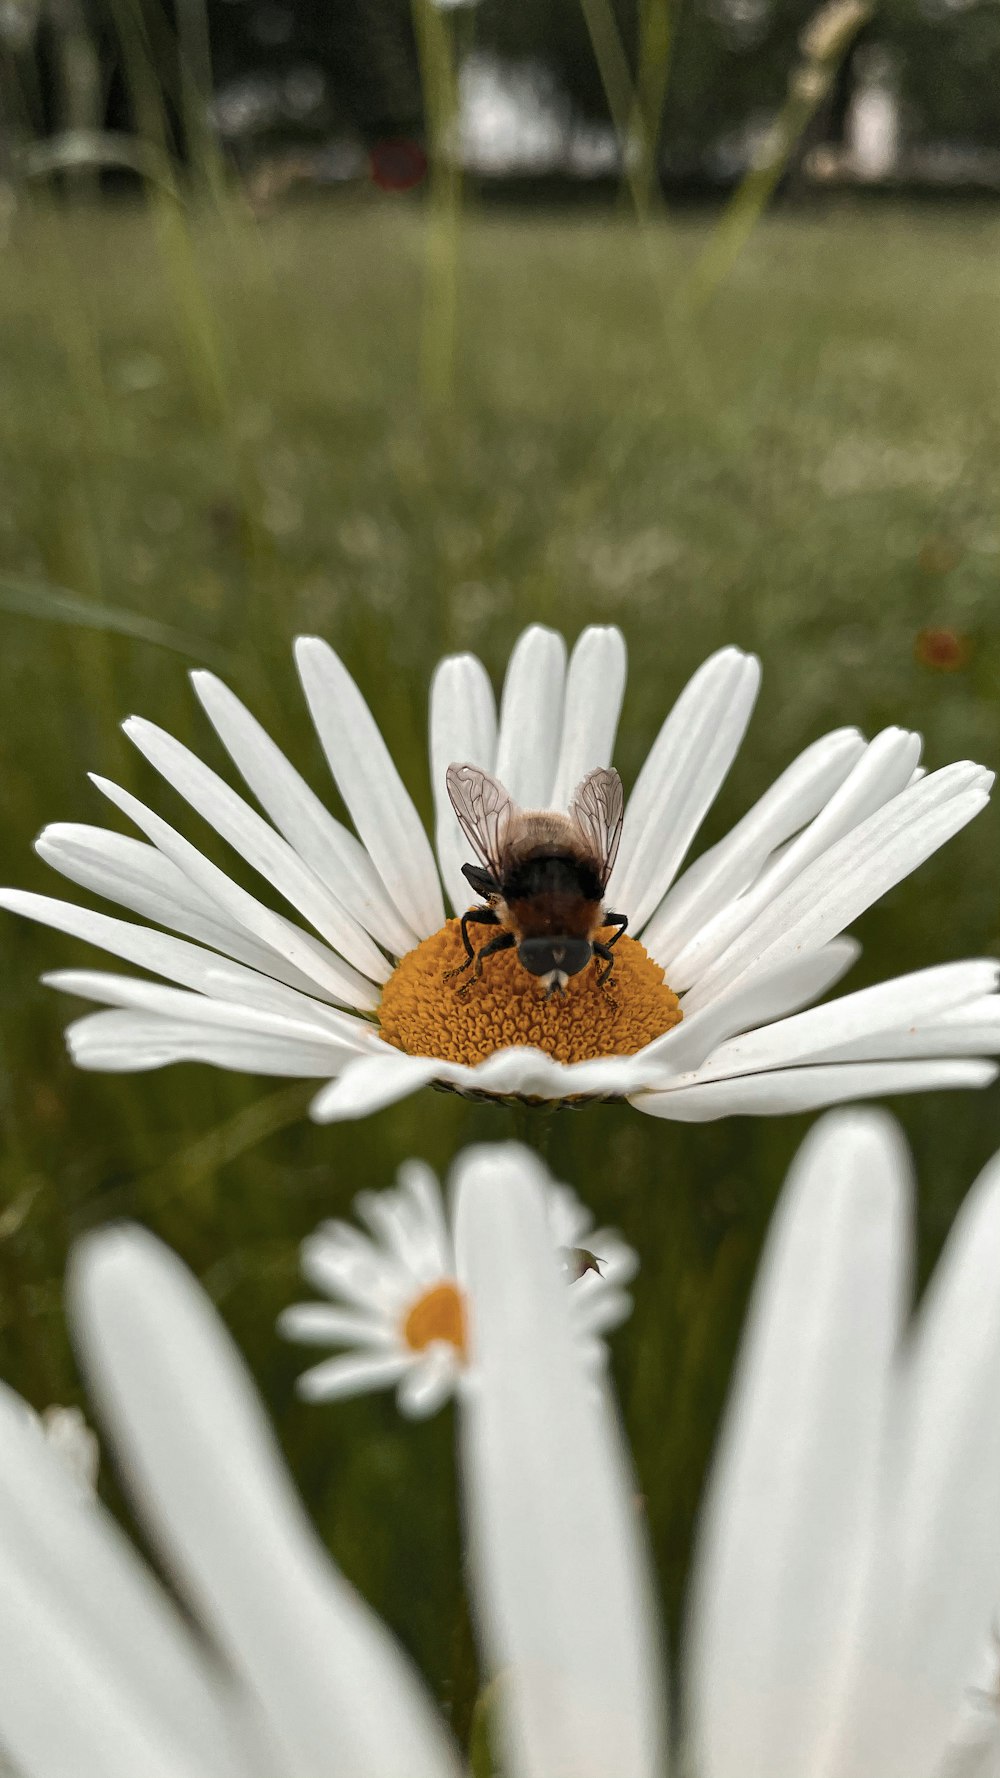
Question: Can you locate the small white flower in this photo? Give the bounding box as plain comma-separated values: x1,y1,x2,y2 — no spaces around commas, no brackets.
2,623,997,1124
278,1158,636,1416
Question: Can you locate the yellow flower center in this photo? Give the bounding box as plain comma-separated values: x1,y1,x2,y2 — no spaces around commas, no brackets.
402,1281,468,1355
379,919,682,1067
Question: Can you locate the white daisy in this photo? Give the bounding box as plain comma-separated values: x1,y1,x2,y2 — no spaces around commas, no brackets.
2,623,997,1123
278,1157,636,1417
456,1120,1000,1778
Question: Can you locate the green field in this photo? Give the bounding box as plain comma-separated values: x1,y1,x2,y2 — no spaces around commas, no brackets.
1,195,999,1711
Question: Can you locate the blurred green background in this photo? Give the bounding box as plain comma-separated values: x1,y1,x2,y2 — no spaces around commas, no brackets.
1,0,1000,1742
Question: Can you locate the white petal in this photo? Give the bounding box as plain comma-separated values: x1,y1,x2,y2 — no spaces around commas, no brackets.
294,637,445,939
44,969,367,1044
685,1109,910,1778
642,728,866,967
123,717,391,983
70,1228,461,1778
92,776,378,1010
831,1149,1000,1778
667,727,921,990
454,1142,667,1778
309,1051,442,1121
191,671,417,958
684,765,992,1012
644,941,861,1078
0,1386,244,1778
277,1304,394,1348
66,1009,347,1077
468,1046,648,1100
573,1285,633,1336
0,890,365,1018
429,651,498,916
610,648,761,933
634,1059,998,1120
696,962,1000,1080
397,1345,460,1418
549,627,628,811
296,1351,412,1402
399,1159,454,1278
799,992,1000,1064
44,966,376,1048
35,823,357,997
494,624,568,808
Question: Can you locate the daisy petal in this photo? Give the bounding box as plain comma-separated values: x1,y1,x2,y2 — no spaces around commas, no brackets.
0,1386,244,1778
35,822,342,990
641,728,866,967
191,671,417,958
295,1352,412,1403
634,1059,998,1120
45,968,369,1046
644,940,861,1077
429,651,498,915
91,776,378,1011
831,1149,1000,1778
667,727,922,990
494,624,568,808
277,1305,394,1349
685,1109,910,1778
66,1009,347,1077
0,889,356,1014
697,961,1000,1080
610,648,761,933
549,626,628,812
397,1346,460,1419
70,1227,460,1778
123,717,391,984
309,1052,443,1122
684,765,992,1011
454,1143,667,1778
295,637,445,939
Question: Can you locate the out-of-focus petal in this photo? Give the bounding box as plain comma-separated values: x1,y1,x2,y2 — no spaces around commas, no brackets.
454,1142,667,1778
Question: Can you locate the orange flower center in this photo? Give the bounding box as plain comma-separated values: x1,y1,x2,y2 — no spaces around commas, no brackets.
379,919,682,1068
402,1281,468,1356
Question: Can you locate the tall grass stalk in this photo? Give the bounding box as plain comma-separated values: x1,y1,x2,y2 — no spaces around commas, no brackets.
684,0,871,309
412,0,463,414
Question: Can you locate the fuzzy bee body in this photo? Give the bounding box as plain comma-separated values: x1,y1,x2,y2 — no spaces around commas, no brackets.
444,765,628,997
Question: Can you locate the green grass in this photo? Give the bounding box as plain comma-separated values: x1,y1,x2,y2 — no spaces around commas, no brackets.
1,193,999,1715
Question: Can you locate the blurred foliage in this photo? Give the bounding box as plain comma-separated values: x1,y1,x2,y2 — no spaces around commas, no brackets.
3,0,1000,188
0,190,999,1736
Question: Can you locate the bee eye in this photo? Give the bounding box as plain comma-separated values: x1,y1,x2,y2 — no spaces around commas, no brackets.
518,939,592,977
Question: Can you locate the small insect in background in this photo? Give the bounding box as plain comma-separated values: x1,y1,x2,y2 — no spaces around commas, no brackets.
444,762,627,1000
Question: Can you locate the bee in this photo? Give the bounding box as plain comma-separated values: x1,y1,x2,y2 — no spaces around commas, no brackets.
444,761,627,999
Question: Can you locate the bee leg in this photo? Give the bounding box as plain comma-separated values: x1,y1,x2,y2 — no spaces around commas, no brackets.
456,929,516,998
593,941,617,991
602,912,628,948
443,907,500,981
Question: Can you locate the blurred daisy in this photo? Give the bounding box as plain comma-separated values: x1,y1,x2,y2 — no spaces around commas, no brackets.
278,1158,636,1416
2,623,998,1124
457,1122,1000,1778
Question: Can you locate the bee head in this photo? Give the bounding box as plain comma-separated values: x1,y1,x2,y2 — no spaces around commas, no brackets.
517,937,592,979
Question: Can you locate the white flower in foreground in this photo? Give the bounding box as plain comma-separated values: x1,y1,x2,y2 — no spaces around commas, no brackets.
684,1109,1000,1778
278,1156,636,1415
1,624,997,1125
0,1231,463,1778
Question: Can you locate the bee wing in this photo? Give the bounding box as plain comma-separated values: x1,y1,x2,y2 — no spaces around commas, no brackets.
445,763,515,881
569,767,624,891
